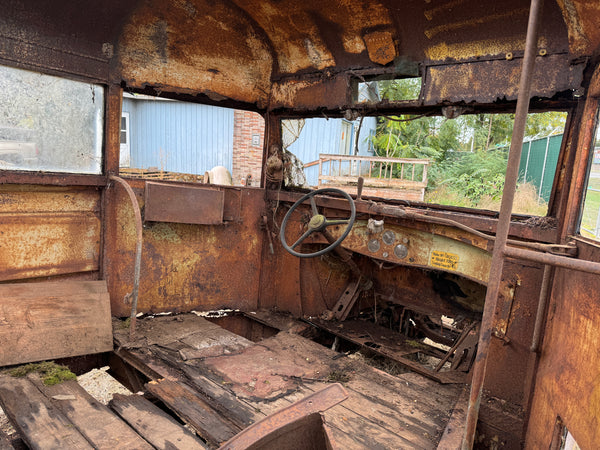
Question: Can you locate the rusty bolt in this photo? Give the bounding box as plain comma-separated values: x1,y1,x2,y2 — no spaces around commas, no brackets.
102,43,114,58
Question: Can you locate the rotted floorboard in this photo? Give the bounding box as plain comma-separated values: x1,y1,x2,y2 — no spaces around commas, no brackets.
113,312,464,449
109,393,208,450
32,377,153,450
0,372,205,450
0,375,93,450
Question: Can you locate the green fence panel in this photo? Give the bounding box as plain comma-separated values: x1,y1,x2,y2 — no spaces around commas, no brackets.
517,134,562,202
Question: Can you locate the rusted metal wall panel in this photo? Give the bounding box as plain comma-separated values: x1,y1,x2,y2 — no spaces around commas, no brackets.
105,180,263,316
0,4,113,82
424,55,585,105
144,182,224,225
270,76,350,111
483,262,544,406
0,185,101,281
525,241,600,449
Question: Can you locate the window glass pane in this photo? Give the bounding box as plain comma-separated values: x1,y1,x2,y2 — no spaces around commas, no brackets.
0,65,104,174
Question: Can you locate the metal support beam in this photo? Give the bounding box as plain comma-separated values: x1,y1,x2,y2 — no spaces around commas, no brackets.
461,0,544,447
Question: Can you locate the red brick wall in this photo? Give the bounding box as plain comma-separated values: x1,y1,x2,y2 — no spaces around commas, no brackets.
232,110,265,186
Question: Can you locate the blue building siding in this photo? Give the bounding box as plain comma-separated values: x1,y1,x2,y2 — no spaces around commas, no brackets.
122,97,234,174
287,116,376,186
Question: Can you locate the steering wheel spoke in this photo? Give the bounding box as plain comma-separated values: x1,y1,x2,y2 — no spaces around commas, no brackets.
310,196,319,216
291,228,314,249
280,188,356,258
323,218,351,227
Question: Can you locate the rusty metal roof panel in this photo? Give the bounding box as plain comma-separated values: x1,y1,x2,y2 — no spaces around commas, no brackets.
1,0,599,109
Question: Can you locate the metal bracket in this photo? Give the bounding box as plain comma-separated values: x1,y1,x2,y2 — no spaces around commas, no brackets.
330,277,362,321
542,242,578,257
491,277,519,343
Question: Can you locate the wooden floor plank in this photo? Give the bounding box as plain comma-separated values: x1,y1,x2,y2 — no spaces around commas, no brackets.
179,326,253,360
233,332,458,448
0,375,92,450
116,343,269,425
0,281,112,366
338,384,444,447
33,377,152,450
242,310,311,334
299,381,435,449
344,375,449,431
180,366,262,428
202,334,334,402
437,388,469,450
115,314,236,348
324,405,424,450
110,394,208,450
146,379,239,447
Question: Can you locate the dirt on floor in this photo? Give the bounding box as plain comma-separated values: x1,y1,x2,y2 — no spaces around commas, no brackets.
0,407,14,437
77,366,132,404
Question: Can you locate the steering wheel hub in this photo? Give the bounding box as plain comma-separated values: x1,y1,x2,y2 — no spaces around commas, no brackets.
308,214,326,230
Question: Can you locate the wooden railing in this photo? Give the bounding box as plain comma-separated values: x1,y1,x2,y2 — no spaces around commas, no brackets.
305,154,430,201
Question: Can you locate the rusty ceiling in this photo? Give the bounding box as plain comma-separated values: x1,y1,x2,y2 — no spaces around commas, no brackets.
1,0,599,111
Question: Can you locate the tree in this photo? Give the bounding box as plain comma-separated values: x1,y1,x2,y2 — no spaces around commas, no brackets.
369,79,567,206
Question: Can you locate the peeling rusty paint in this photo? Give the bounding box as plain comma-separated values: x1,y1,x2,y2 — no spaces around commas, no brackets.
424,54,585,105
118,0,273,108
556,0,600,56
326,220,492,285
526,243,600,448
0,186,101,281
105,181,264,316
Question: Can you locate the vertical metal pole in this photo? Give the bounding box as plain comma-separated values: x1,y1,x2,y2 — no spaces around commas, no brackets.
109,176,143,340
461,0,544,447
530,265,554,352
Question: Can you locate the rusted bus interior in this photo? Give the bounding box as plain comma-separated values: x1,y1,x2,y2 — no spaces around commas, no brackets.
1,0,600,448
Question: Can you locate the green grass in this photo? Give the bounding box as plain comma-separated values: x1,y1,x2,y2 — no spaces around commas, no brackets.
580,165,600,238
581,190,600,238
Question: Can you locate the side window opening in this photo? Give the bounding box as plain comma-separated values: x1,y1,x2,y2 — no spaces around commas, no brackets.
119,93,264,186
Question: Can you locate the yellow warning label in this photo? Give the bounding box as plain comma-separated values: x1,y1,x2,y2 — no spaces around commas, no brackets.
430,251,459,270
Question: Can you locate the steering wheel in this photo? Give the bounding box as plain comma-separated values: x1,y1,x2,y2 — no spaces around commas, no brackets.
279,188,356,258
